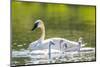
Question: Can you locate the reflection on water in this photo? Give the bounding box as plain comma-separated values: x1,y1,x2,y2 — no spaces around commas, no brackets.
11,48,95,66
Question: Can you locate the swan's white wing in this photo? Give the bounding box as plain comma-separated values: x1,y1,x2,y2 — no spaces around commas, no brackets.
27,41,37,50
28,40,44,50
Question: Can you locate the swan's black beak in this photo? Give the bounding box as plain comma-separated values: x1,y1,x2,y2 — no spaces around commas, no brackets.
32,22,38,31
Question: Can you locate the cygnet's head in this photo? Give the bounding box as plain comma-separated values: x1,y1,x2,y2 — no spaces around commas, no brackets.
78,37,83,42
32,20,44,31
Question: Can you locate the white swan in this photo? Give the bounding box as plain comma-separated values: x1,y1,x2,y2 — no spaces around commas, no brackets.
28,20,85,51
27,20,86,62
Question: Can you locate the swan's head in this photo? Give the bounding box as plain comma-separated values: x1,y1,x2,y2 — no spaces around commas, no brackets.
32,20,44,31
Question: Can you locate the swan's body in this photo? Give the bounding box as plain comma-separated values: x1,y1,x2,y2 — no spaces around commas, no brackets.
28,38,81,52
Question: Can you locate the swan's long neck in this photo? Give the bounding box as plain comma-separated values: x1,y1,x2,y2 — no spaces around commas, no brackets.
40,23,45,41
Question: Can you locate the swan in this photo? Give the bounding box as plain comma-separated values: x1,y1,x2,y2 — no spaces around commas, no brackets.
27,20,86,62
28,20,85,51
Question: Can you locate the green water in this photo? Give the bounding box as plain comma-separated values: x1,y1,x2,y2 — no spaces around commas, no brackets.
12,1,96,50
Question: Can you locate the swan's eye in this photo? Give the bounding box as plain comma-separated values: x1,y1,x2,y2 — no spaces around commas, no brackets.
35,22,39,26
35,21,40,25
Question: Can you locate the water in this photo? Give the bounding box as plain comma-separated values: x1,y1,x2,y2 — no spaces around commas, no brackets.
11,47,95,66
